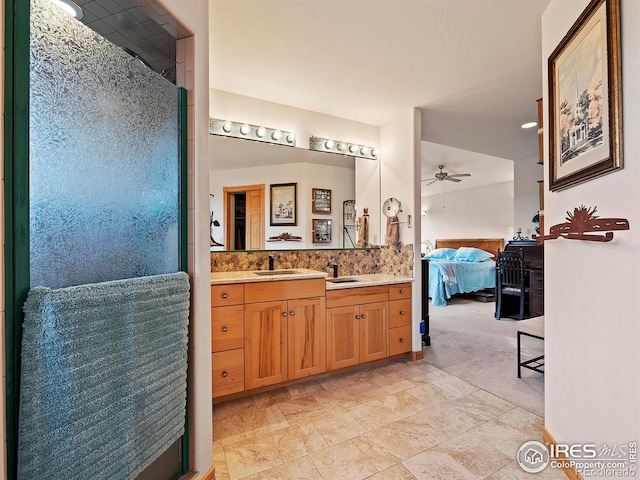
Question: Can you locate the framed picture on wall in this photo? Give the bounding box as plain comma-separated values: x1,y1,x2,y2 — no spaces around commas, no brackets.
270,183,297,226
548,0,622,191
312,219,332,243
311,188,332,214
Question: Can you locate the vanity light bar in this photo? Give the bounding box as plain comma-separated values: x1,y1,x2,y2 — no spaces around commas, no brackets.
309,136,378,160
209,118,296,147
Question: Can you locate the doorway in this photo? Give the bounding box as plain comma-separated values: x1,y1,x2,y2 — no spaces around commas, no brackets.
224,184,265,250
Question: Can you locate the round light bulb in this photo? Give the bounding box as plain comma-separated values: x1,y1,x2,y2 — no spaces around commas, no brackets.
349,144,357,154
240,124,250,135
272,129,282,140
256,126,266,138
371,148,378,157
222,121,232,133
360,147,370,156
325,140,335,149
286,133,295,144
337,143,345,151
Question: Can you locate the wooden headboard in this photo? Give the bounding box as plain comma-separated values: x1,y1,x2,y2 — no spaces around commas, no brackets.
435,238,505,260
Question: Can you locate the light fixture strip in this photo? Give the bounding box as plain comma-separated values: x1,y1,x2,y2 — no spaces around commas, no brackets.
209,118,295,147
309,136,378,160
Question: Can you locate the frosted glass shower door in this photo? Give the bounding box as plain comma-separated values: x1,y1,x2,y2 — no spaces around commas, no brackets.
24,0,188,479
29,0,182,289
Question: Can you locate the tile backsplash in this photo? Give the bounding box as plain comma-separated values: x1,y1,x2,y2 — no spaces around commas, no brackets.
211,244,414,278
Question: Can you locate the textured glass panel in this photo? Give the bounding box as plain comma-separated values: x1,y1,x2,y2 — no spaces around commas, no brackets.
29,0,180,289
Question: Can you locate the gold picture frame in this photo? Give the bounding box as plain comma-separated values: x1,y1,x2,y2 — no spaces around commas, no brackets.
548,0,622,191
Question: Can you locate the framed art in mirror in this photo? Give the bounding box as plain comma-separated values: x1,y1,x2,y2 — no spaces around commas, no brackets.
312,188,332,214
270,183,297,226
312,219,332,243
548,0,622,191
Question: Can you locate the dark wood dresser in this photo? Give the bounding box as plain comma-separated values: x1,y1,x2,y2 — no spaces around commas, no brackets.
504,241,544,318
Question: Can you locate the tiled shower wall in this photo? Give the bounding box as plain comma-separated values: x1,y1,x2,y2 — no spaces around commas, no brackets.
210,244,414,278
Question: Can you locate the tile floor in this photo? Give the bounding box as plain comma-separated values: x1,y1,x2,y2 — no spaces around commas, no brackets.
212,358,564,480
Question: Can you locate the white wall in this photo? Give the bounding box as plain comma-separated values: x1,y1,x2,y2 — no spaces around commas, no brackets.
380,109,422,352
210,162,355,249
543,0,640,449
514,155,543,238
163,0,212,475
421,181,515,249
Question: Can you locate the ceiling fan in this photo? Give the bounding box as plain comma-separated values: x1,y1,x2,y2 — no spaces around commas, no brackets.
422,165,471,186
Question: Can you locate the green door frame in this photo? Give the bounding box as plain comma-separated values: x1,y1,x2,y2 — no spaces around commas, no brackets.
4,2,190,478
4,0,31,478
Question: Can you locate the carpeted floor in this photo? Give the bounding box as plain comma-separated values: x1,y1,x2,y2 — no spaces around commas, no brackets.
423,296,544,417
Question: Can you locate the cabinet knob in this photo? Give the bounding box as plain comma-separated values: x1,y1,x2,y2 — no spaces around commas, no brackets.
399,289,405,294
289,311,295,316
361,314,366,319
282,312,288,317
221,371,228,378
399,338,405,343
221,293,228,299
221,326,228,333
355,315,360,319
399,310,404,315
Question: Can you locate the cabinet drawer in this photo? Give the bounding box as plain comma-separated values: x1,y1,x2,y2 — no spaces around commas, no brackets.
245,278,325,303
212,349,244,397
326,285,388,309
389,283,412,301
211,305,244,352
211,284,244,307
389,325,412,356
389,299,412,327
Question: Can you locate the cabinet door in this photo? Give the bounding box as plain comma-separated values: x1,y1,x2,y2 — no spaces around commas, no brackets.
326,306,359,371
360,301,389,363
245,300,288,389
288,297,326,379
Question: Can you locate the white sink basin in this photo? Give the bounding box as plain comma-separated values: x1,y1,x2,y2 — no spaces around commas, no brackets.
254,269,301,276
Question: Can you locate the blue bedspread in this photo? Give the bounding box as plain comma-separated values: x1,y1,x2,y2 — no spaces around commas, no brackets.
429,259,496,306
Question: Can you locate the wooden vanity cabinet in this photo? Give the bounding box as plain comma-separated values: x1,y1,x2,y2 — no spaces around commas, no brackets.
389,283,412,355
287,297,326,380
244,279,326,390
244,300,288,389
326,285,389,370
211,284,245,398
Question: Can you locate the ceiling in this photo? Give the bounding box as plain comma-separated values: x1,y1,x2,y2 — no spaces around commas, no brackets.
75,0,180,83
210,0,551,162
420,141,514,197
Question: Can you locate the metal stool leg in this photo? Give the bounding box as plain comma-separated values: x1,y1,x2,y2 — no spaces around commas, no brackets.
517,331,522,378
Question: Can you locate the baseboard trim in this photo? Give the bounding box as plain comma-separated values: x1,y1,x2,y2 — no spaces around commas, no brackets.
542,427,582,480
201,467,215,480
411,350,424,361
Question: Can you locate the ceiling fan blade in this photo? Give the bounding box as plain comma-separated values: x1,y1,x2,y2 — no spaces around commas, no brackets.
448,173,471,177
422,178,438,186
444,176,462,182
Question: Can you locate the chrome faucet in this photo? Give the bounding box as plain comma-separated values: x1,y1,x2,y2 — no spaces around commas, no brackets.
268,254,277,271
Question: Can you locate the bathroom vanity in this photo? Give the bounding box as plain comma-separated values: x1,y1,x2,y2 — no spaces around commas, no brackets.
210,269,413,400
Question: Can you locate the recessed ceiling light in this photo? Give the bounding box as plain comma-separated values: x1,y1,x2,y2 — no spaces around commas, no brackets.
49,0,84,19
521,121,537,129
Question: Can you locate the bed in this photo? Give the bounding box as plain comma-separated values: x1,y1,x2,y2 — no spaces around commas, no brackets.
425,238,504,307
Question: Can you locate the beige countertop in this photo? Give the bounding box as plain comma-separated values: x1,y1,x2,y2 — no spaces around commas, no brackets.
325,274,414,290
210,270,414,289
210,268,328,285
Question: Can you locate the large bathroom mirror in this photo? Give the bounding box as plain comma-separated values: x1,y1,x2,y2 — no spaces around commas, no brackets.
210,134,380,251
